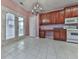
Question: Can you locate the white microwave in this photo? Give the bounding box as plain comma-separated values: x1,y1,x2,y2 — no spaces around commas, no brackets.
65,17,78,24
64,25,77,29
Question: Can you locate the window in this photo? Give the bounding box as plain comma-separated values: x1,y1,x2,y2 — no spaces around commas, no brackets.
18,17,24,36
6,13,15,40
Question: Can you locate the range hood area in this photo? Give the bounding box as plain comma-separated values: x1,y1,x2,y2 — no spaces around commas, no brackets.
64,17,78,29
40,17,78,30
40,17,78,43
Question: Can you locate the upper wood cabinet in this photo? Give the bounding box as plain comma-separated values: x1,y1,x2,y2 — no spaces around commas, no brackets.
46,13,52,24
65,7,71,18
54,11,59,24
71,6,78,17
39,5,78,25
39,10,65,24
39,13,52,25
50,10,65,24
51,12,55,24
65,5,78,18
58,10,65,24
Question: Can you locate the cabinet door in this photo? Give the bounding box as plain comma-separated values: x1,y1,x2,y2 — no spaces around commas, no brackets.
65,6,78,18
60,29,66,41
46,13,52,24
49,13,52,24
40,13,52,24
71,6,78,17
59,10,65,24
51,12,55,24
54,29,66,41
65,7,71,18
54,30,60,40
39,31,45,38
42,14,47,24
39,14,42,25
51,10,64,24
39,14,45,25
54,12,59,24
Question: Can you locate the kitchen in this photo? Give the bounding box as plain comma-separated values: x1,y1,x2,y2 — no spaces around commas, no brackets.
1,0,78,59
39,5,78,43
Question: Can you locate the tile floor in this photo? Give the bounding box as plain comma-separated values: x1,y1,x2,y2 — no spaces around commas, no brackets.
2,37,78,59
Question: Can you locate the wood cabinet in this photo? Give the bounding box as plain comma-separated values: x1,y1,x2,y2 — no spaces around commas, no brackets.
71,6,78,17
39,9,65,24
65,7,71,18
54,11,59,24
60,29,66,41
51,10,65,24
39,30,45,38
53,29,60,40
39,13,52,25
65,5,78,18
51,12,56,24
39,29,66,41
46,13,52,24
39,5,77,42
58,10,65,24
39,14,46,25
39,5,78,25
54,29,66,41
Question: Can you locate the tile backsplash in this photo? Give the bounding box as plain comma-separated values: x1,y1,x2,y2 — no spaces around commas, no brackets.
40,24,77,30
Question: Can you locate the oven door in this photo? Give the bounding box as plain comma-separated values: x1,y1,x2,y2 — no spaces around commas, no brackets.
67,29,78,43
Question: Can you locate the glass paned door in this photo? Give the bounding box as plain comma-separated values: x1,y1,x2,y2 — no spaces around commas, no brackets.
18,17,24,36
6,13,15,40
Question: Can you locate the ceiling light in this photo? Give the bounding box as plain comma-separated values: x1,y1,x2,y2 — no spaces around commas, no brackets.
20,2,24,5
32,0,43,15
34,6,37,9
32,10,34,13
40,7,43,10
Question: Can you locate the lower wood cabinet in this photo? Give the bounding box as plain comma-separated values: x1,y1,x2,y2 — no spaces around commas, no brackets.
53,30,60,40
53,29,66,41
39,31,45,38
39,29,66,41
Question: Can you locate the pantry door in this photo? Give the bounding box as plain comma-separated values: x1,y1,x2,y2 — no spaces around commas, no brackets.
29,15,37,37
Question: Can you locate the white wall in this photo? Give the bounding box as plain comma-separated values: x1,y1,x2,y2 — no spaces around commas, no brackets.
1,6,6,46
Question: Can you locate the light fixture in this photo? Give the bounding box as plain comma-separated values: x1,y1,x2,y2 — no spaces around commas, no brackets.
32,0,43,15
19,2,24,5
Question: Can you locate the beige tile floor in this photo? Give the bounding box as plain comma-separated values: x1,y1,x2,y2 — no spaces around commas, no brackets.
2,37,78,59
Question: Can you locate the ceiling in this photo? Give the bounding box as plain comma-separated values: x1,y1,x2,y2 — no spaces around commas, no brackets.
13,0,78,13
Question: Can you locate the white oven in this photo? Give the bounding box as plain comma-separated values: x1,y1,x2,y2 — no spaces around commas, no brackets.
67,29,78,43
65,17,78,43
